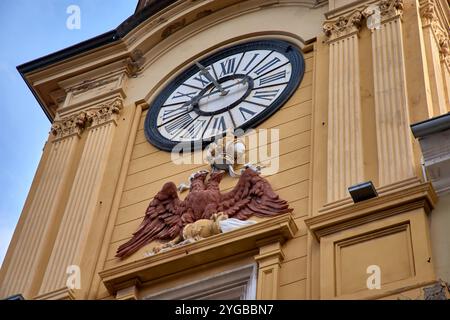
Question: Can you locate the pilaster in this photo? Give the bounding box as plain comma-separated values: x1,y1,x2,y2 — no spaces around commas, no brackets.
37,98,123,297
369,0,416,187
254,241,285,300
323,10,365,204
0,114,85,298
419,0,450,115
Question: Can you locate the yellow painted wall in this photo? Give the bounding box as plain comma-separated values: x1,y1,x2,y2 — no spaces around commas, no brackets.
97,50,315,299
2,0,448,300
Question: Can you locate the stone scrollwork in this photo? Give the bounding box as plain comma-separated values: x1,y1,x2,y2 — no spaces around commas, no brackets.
51,98,123,140
323,0,405,40
438,33,450,67
86,98,123,127
378,0,404,18
50,111,89,140
420,0,437,25
125,49,145,77
419,0,450,68
323,10,364,41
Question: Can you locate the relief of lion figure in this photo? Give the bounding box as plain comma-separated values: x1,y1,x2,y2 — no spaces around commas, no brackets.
150,213,229,255
182,213,229,241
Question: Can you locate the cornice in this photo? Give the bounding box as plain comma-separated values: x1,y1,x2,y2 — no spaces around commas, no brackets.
305,182,437,240
67,76,119,96
21,0,325,122
99,214,297,295
34,287,75,300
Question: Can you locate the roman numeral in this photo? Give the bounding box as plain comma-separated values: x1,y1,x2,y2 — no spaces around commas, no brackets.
193,74,210,87
212,116,227,132
253,89,280,101
238,106,256,121
172,90,197,99
258,70,286,86
254,57,280,76
165,113,194,135
219,58,236,77
242,53,259,72
179,120,206,139
161,105,190,121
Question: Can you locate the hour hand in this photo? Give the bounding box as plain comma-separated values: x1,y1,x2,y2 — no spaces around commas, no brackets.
195,61,228,96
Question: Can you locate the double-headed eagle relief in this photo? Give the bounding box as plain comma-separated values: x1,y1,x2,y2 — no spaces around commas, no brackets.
116,167,293,259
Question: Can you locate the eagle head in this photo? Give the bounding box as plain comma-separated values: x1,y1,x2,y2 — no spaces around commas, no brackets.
190,169,209,182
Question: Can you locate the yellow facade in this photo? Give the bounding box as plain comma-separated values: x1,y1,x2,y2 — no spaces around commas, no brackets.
1,0,449,300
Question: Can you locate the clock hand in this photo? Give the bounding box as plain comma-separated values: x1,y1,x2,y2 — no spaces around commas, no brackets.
209,78,247,96
195,62,229,96
196,79,247,101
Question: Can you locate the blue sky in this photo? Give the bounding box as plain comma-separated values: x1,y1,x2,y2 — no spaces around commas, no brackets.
0,0,135,266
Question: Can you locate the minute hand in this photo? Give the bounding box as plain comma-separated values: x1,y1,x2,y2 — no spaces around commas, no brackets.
199,79,247,99
195,62,229,96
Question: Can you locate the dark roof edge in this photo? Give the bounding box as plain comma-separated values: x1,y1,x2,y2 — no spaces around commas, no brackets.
411,112,450,138
17,30,118,75
17,0,178,75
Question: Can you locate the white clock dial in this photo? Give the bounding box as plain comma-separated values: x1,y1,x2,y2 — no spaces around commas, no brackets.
145,40,304,151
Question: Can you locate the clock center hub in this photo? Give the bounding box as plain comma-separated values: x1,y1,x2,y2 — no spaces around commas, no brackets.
194,75,253,116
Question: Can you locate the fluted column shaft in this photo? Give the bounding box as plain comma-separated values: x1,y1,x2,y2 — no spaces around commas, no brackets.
371,6,415,186
38,100,122,295
0,121,84,298
419,0,449,116
324,12,365,203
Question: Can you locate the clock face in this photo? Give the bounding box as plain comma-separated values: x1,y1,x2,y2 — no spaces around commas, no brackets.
144,39,305,151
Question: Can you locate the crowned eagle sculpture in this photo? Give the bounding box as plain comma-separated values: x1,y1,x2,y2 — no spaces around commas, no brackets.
116,167,293,259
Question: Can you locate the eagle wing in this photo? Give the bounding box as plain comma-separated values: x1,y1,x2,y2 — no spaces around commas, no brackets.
219,168,293,220
116,181,189,259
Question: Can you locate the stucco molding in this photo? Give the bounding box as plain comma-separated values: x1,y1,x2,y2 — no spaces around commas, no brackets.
34,287,75,300
86,98,123,128
124,49,146,77
436,27,450,68
323,9,364,41
67,76,120,97
378,0,404,20
51,98,123,140
322,0,405,41
99,214,297,296
419,0,450,68
50,111,89,141
306,182,437,240
144,264,257,300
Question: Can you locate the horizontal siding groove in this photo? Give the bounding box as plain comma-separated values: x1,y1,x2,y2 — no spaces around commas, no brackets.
128,114,312,178
127,123,312,179
280,277,308,288
120,143,311,201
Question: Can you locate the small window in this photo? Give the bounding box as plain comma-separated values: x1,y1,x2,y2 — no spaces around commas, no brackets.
144,264,257,300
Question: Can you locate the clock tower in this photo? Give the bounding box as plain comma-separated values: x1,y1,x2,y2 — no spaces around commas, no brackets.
1,0,449,300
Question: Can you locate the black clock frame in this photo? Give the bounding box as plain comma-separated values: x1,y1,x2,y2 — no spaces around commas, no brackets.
144,39,305,152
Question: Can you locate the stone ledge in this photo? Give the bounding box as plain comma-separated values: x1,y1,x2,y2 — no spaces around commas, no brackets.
305,182,437,240
99,214,297,296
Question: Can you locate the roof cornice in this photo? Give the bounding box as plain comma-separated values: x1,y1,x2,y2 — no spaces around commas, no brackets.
17,0,177,75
